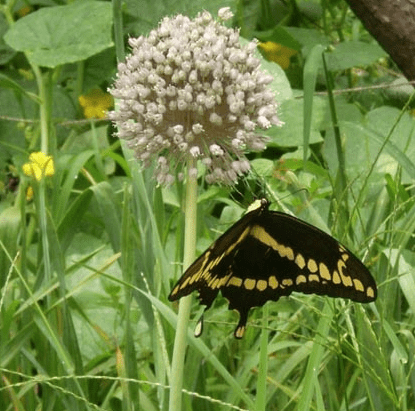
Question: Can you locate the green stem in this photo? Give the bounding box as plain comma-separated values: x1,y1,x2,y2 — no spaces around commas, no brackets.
112,0,126,62
169,159,198,411
255,303,269,410
37,179,52,288
31,63,53,288
90,119,106,178
31,66,50,154
322,53,346,196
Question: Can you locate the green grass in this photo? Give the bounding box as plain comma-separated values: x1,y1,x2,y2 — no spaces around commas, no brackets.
1,0,415,410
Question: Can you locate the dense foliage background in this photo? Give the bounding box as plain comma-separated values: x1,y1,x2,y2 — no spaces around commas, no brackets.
1,0,415,410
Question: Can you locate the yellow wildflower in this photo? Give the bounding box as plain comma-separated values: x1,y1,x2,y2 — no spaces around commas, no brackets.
23,152,55,181
258,42,297,70
26,186,34,201
79,88,113,119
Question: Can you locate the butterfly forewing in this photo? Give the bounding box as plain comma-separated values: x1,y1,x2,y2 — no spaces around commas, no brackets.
168,199,377,338
168,206,259,306
250,211,377,302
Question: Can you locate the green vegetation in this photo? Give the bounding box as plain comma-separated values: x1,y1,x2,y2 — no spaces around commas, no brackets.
1,0,414,410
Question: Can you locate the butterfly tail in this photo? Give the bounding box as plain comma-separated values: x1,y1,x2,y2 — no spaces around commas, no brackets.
234,309,249,339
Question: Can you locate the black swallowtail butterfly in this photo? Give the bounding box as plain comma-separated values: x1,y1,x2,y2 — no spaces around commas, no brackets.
169,199,377,338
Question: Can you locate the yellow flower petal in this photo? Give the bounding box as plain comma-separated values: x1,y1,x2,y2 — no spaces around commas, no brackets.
79,88,113,119
26,186,34,201
23,152,55,181
258,42,297,70
258,41,282,54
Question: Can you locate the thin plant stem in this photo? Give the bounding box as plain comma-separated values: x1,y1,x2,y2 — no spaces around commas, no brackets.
31,64,50,154
255,303,269,410
90,119,106,178
322,53,346,196
112,0,125,62
37,180,51,286
169,157,198,411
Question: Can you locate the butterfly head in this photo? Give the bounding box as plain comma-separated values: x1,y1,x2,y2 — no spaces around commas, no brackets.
246,198,270,214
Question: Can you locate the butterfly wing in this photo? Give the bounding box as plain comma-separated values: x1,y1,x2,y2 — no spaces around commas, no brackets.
168,206,261,309
169,200,377,338
219,210,377,337
249,210,377,301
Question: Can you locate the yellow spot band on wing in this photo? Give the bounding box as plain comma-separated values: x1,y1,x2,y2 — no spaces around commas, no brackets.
256,280,267,291
319,262,331,281
353,278,364,292
251,225,294,260
269,276,279,289
225,226,251,255
295,254,306,269
280,245,294,260
228,276,243,287
307,258,318,273
332,271,341,284
338,260,353,287
192,227,251,287
180,276,191,289
218,274,232,288
309,274,320,282
171,285,179,296
211,278,220,289
244,278,256,290
366,287,375,299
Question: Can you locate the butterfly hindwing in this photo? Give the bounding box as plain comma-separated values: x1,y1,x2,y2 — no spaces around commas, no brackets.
168,199,377,338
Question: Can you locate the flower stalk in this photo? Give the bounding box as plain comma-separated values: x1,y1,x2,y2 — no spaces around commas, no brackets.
22,152,55,286
169,158,198,411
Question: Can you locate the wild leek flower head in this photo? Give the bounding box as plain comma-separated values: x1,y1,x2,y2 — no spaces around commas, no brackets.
109,8,281,185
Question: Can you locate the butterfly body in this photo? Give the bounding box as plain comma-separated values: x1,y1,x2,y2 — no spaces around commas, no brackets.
169,199,377,338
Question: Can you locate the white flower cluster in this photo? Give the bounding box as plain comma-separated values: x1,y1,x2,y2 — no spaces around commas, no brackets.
109,8,281,185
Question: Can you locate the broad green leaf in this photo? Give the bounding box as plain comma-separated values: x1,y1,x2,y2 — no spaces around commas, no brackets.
285,27,330,56
259,54,293,103
265,97,325,147
324,107,415,184
124,0,234,35
326,41,387,71
254,26,302,51
4,2,113,68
